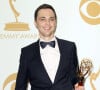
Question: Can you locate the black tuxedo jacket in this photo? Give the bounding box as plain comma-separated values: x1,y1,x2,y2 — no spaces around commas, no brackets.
15,38,79,90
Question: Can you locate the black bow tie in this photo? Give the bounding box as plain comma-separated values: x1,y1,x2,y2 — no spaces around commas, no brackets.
40,41,55,49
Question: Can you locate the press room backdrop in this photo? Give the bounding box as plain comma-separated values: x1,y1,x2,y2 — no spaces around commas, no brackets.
0,0,100,90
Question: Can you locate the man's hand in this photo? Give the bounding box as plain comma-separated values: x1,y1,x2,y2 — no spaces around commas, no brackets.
74,83,85,90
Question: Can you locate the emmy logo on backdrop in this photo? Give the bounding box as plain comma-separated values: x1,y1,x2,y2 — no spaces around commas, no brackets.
4,0,29,31
78,58,93,86
90,67,100,90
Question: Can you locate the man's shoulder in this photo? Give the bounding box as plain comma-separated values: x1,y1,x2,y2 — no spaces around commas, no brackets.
57,38,77,51
57,37,75,45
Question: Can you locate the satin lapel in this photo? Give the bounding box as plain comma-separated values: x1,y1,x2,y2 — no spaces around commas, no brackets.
34,40,52,84
54,38,65,84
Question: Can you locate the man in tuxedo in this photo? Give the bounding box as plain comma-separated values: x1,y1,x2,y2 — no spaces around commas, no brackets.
15,4,84,90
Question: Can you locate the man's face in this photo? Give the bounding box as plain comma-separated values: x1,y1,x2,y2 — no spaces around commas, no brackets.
35,9,57,39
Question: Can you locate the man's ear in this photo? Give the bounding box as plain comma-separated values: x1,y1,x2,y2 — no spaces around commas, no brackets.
34,21,38,28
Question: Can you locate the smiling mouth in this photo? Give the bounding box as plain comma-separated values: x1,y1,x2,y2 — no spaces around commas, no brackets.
44,28,51,31
45,29,50,31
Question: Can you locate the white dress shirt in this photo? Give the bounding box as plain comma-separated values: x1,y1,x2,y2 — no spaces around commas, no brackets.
40,37,60,83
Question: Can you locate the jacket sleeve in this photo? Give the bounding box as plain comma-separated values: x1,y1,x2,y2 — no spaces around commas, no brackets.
15,48,28,90
70,43,79,86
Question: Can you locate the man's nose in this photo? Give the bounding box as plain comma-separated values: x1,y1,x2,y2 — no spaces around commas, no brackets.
45,20,50,25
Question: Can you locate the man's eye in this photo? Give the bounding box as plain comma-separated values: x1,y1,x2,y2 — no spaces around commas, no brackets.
50,18,55,21
50,19,55,21
40,18,45,21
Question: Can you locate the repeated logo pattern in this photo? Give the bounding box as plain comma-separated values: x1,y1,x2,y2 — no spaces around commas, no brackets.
90,68,100,90
2,0,100,90
3,73,17,90
4,0,29,31
79,0,100,25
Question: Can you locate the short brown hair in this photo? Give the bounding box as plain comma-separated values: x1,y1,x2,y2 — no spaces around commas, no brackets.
34,4,57,21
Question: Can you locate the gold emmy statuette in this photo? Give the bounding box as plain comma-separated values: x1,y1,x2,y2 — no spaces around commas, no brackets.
5,0,29,31
78,58,93,86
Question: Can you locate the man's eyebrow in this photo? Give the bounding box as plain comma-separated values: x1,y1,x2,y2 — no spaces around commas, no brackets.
50,17,55,18
40,17,45,18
